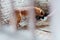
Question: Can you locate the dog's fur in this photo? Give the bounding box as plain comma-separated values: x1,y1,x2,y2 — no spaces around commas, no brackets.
15,7,45,28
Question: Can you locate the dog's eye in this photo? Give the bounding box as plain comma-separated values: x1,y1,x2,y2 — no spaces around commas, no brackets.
21,10,27,16
36,16,41,20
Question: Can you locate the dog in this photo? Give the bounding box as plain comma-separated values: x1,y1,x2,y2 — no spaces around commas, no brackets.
15,7,45,29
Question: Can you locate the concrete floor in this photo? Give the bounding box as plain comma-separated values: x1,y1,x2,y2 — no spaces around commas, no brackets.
0,24,52,40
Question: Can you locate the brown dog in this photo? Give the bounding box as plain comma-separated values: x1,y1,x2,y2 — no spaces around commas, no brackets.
15,10,28,28
15,7,45,28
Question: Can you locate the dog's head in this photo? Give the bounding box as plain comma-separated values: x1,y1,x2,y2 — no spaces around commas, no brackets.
15,10,28,25
34,7,45,20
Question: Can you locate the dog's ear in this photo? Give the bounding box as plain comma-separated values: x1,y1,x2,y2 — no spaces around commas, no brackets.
21,10,27,16
34,7,45,17
34,7,40,14
14,10,21,25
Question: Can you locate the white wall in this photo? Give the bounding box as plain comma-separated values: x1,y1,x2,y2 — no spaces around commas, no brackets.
0,0,17,32
50,0,60,40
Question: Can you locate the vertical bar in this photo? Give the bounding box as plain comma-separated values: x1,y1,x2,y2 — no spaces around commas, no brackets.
0,1,1,26
27,7,36,40
27,7,35,31
26,0,35,40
